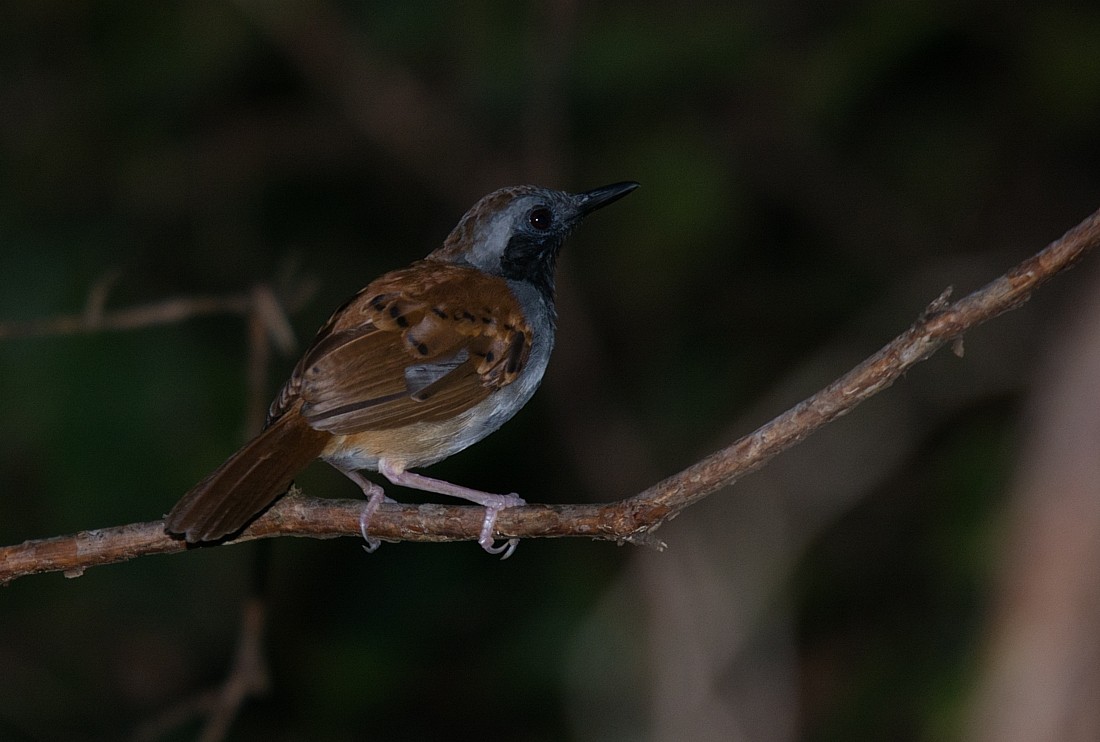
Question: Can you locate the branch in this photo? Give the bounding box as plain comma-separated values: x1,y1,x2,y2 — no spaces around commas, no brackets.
3,206,1100,584
0,278,309,345
0,293,249,339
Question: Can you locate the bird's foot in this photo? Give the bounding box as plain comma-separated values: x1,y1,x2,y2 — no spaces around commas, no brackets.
340,469,391,553
478,494,525,559
358,491,386,553
378,460,525,558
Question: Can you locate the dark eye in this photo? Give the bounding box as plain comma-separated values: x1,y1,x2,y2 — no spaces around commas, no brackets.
528,207,553,231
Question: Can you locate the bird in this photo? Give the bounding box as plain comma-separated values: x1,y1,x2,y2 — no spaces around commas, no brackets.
165,181,639,558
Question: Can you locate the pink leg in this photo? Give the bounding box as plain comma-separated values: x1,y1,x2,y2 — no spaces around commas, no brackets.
337,469,389,553
379,460,524,558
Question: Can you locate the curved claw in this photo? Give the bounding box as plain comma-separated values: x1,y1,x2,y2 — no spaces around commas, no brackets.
484,537,520,560
359,506,382,553
358,489,387,554
477,494,525,559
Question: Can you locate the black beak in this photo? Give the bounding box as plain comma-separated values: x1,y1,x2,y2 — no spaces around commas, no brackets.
574,181,640,216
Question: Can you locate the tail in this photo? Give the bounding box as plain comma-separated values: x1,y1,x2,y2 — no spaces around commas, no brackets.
165,410,329,542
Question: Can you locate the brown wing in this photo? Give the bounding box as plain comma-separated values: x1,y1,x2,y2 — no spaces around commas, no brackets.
279,261,532,435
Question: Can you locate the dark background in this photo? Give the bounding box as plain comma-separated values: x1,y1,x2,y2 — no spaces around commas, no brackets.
3,1,1100,740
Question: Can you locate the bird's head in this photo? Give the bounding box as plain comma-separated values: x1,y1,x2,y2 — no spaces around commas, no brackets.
431,182,639,300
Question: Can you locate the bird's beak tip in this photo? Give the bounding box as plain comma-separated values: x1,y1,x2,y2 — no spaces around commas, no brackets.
574,181,640,215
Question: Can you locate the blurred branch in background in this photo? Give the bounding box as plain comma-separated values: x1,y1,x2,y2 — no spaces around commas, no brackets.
0,274,313,346
2,203,1097,585
965,267,1100,742
0,271,313,739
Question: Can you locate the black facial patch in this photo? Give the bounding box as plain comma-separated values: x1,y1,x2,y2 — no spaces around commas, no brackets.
499,230,564,301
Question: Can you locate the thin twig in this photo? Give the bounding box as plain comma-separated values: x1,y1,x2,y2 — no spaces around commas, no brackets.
0,294,253,340
2,206,1099,584
0,272,314,342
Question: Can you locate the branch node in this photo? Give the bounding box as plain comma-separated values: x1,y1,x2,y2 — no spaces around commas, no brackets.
84,271,121,328
923,285,954,318
250,284,297,355
620,531,668,551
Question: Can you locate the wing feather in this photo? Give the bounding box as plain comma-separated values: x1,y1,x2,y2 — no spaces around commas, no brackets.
282,262,532,435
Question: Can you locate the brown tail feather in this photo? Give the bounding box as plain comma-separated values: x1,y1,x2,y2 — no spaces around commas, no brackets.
165,410,329,542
